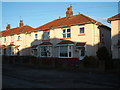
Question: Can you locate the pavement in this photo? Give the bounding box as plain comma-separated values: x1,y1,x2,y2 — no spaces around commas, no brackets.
2,64,120,88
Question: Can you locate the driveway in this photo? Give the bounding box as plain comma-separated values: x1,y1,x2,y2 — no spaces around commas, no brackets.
2,64,120,88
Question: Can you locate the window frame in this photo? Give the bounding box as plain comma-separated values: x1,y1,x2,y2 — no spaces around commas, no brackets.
18,35,20,41
79,26,85,34
62,28,71,38
59,45,73,58
34,33,38,39
40,46,52,57
43,31,50,40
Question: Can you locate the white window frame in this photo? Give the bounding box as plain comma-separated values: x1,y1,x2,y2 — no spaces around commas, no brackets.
79,26,85,34
18,35,20,40
62,28,71,38
40,46,52,57
34,33,38,39
59,45,73,58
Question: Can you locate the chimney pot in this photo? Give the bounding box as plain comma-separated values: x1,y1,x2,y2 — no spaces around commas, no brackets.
6,24,10,30
66,6,73,18
19,20,24,27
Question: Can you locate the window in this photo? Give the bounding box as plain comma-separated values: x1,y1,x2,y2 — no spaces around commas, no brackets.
43,31,50,40
4,37,6,42
35,34,38,39
79,27,85,34
33,49,37,56
18,36,20,40
59,46,72,58
41,46,51,57
81,47,85,56
63,28,71,38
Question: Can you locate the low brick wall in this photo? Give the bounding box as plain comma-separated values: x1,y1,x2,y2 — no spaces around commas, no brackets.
2,56,112,73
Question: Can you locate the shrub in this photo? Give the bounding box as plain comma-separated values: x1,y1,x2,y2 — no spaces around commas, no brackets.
96,46,110,61
83,56,99,68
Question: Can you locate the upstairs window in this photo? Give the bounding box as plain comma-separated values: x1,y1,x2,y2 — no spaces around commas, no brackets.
18,36,20,40
79,27,85,34
35,34,38,39
43,31,50,40
4,37,6,42
63,28,71,38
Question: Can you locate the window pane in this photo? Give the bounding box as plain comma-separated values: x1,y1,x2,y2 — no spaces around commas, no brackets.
80,27,84,34
63,34,66,38
67,29,70,32
41,46,51,56
35,34,38,39
18,36,20,40
81,48,85,56
60,46,68,57
67,33,71,38
43,31,50,40
4,38,6,41
63,29,66,33
69,52,71,57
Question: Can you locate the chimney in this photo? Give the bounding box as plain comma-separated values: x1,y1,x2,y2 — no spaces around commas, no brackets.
66,5,73,18
6,24,10,30
19,20,24,27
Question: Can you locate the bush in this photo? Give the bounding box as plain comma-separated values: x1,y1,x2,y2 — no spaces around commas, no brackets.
96,46,110,61
83,56,99,68
96,46,113,69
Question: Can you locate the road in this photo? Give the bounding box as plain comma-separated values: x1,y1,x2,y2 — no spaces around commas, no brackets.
2,64,120,88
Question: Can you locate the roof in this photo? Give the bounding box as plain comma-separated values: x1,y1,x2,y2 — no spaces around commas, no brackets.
31,45,38,48
39,42,52,46
0,45,6,47
34,14,103,31
2,25,34,37
1,13,107,37
108,13,120,21
76,42,86,46
57,40,74,45
9,43,15,46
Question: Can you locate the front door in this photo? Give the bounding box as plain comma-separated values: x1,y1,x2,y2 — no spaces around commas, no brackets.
79,47,85,60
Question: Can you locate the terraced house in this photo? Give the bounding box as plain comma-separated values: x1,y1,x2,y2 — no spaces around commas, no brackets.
1,6,111,60
108,13,120,59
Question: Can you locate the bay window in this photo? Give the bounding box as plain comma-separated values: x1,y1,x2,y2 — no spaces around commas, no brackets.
41,46,51,57
59,45,72,58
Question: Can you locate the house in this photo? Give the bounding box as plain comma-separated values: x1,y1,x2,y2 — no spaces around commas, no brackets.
108,13,120,59
1,6,111,60
1,20,34,56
